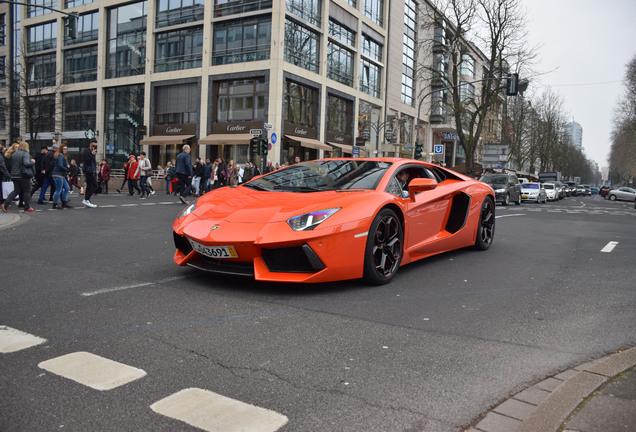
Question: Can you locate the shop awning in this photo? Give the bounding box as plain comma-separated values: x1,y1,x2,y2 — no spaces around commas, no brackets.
286,135,332,151
198,133,253,145
140,135,193,145
327,142,354,154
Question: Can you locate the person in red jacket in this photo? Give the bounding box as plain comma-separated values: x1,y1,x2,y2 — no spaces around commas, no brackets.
126,155,141,196
99,158,111,194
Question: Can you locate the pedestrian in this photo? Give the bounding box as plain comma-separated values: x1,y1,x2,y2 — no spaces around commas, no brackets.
136,152,153,199
211,159,219,189
51,144,73,209
1,141,36,213
175,144,193,204
192,157,203,196
229,159,239,186
82,139,98,208
216,157,228,187
0,144,11,205
31,145,48,197
37,143,57,204
165,161,176,194
243,161,254,183
126,154,142,196
263,159,274,174
99,158,111,194
116,161,129,193
203,158,212,192
68,159,80,192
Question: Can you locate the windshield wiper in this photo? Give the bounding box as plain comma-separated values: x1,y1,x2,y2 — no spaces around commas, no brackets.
244,183,271,191
273,185,322,192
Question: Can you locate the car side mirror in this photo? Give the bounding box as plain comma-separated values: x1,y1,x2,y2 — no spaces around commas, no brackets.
408,178,438,200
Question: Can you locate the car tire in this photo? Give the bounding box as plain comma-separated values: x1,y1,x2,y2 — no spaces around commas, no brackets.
503,193,510,206
363,208,403,285
609,195,617,201
474,196,495,251
515,192,521,205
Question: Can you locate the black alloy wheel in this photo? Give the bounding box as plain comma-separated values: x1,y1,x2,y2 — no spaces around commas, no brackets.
474,197,495,251
363,208,403,285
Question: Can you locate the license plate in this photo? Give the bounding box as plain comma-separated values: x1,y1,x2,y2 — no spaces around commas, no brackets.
522,195,528,199
189,240,238,259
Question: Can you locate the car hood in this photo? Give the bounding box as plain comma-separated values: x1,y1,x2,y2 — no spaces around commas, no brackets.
191,186,374,224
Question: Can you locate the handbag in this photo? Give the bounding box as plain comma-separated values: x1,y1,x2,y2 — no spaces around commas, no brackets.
2,181,14,198
21,164,36,179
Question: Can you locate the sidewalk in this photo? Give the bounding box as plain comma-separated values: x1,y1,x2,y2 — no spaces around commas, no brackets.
467,346,636,432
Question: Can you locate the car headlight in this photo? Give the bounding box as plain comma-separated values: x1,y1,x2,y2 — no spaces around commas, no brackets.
494,188,506,193
178,201,197,219
287,208,341,231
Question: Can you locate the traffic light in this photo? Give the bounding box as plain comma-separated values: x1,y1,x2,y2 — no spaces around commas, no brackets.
506,73,519,96
261,138,268,156
250,137,261,154
414,141,423,159
65,15,78,39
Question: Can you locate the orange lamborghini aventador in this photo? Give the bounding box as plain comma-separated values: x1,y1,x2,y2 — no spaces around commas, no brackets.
172,158,495,284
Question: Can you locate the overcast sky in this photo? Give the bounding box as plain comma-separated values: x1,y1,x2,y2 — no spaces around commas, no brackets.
523,0,636,168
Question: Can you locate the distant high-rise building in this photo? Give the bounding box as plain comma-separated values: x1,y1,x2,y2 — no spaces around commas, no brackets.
566,121,583,148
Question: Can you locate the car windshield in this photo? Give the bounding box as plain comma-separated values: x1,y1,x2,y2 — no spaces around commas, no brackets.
523,184,540,189
245,160,392,192
479,175,508,185
544,184,554,189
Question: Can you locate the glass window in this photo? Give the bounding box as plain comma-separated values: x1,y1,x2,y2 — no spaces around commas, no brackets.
63,45,98,83
27,95,56,132
27,52,57,87
431,88,447,121
0,14,6,46
65,0,96,6
286,0,321,27
63,89,96,130
27,21,56,52
28,0,55,18
212,16,271,65
156,83,200,124
326,95,350,135
156,0,204,28
460,54,474,77
155,26,203,72
284,19,319,73
460,82,474,102
214,0,272,18
328,19,355,47
401,0,416,107
0,56,5,80
360,59,380,98
104,84,145,168
65,11,99,45
215,78,266,122
361,34,382,62
107,1,147,78
327,42,353,87
285,80,316,127
362,0,383,26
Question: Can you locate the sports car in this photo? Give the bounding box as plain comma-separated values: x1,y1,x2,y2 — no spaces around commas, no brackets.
172,158,495,284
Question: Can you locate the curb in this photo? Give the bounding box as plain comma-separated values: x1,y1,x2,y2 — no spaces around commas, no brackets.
0,212,22,230
467,346,636,432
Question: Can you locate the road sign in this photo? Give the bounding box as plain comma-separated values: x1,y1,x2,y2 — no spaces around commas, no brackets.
434,144,444,154
271,132,277,144
85,128,95,139
352,146,360,158
250,129,262,136
263,123,273,130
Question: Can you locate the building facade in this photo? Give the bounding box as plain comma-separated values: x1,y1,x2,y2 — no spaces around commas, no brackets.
566,121,583,148
6,0,496,171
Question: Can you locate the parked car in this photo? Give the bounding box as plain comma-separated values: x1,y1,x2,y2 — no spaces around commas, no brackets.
565,181,578,196
576,185,587,196
520,182,547,203
553,181,566,199
580,184,592,196
518,177,529,184
607,187,636,202
590,187,599,195
599,186,612,198
479,173,522,206
542,182,558,201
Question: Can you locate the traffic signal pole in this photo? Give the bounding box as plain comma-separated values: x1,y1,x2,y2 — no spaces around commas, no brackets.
1,1,79,38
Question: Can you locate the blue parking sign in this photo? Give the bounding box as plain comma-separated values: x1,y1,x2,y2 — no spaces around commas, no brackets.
434,145,444,154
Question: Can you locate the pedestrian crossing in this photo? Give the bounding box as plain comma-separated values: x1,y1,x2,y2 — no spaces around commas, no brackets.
1,325,289,431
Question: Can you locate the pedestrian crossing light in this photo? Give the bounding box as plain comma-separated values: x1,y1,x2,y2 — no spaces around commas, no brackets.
65,14,78,39
261,138,268,156
250,137,261,154
414,141,423,159
506,73,519,96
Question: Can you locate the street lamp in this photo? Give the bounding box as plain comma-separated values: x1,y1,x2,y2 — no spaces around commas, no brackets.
361,116,403,157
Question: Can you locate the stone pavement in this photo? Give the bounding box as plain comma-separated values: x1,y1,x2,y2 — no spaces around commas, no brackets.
466,346,636,432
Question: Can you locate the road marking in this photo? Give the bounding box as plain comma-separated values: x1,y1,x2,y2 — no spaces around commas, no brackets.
601,241,619,253
151,388,288,432
0,326,47,353
39,351,146,391
81,282,155,297
495,214,525,218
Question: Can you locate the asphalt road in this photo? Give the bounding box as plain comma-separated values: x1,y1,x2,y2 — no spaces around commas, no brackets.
1,193,634,432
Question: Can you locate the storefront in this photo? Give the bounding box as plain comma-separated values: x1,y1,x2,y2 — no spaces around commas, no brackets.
283,125,332,164
140,123,196,169
199,122,257,167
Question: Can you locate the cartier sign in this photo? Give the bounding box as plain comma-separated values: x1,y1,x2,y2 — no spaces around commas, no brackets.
154,123,196,135
226,124,247,132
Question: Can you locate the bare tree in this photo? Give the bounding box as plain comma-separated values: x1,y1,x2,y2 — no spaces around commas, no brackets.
608,55,636,184
419,0,535,177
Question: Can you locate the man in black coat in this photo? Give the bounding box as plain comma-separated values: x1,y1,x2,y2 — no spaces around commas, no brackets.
175,145,193,204
82,139,98,208
37,143,57,204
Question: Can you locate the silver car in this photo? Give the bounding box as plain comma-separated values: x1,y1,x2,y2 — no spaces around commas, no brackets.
607,187,636,202
520,182,547,203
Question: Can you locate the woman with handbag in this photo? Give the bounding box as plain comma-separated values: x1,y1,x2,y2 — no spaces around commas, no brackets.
1,141,36,213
